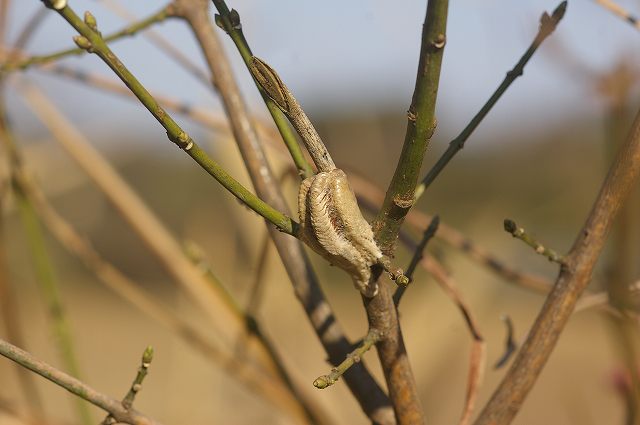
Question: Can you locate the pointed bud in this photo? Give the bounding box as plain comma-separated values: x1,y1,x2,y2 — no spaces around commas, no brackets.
84,11,98,32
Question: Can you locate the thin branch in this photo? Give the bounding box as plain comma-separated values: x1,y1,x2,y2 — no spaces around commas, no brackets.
100,0,210,87
365,1,448,423
594,0,640,30
393,215,440,305
574,281,640,313
34,64,228,131
1,3,178,73
414,252,486,425
30,63,285,155
177,2,394,424
494,315,517,369
414,1,567,200
0,338,163,425
475,98,640,425
209,1,314,178
44,4,297,235
503,219,565,264
11,7,49,52
102,347,154,425
348,172,554,294
313,329,382,390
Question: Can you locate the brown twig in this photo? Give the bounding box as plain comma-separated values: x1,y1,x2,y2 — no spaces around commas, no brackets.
0,338,163,425
494,316,517,370
176,1,393,423
474,102,640,425
393,215,440,305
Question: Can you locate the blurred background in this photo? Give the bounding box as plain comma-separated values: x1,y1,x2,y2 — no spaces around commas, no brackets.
1,0,640,424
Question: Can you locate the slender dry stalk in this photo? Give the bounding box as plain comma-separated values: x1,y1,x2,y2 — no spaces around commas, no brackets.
475,104,640,425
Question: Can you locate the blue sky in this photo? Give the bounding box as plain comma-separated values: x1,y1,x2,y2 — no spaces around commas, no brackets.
4,0,640,146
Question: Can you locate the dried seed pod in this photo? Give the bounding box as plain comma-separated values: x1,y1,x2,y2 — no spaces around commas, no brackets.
298,169,382,297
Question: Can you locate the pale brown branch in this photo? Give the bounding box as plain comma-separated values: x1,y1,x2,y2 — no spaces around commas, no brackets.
0,338,162,425
475,104,640,425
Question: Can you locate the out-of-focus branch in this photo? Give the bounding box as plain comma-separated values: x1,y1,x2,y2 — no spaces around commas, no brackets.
100,0,210,87
594,0,640,30
0,338,163,425
475,102,640,425
1,3,178,73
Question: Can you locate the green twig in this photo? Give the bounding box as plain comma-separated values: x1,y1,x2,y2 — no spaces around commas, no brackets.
414,1,567,200
372,0,448,252
1,3,178,72
393,215,439,306
366,2,449,423
45,2,297,236
313,330,382,390
503,219,565,264
210,1,314,178
102,346,154,425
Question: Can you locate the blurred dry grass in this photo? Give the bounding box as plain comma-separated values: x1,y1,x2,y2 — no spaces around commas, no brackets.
1,103,639,425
